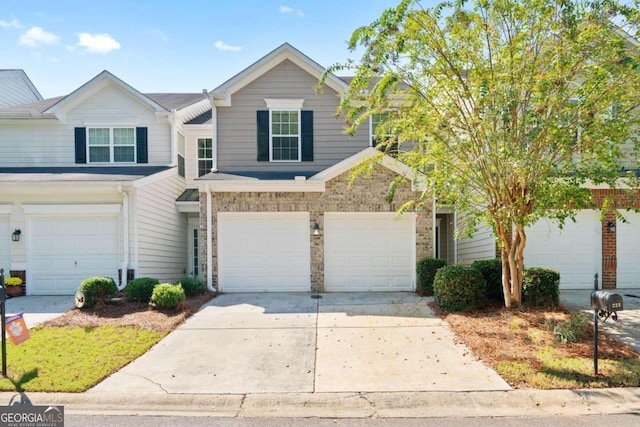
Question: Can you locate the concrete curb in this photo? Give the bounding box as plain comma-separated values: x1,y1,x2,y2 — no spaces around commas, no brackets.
1,389,639,418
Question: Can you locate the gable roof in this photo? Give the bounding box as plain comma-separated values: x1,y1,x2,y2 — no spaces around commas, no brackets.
0,69,43,108
210,43,349,107
43,70,170,116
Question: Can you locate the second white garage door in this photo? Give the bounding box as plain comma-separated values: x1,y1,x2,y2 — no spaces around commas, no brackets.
615,211,640,289
324,213,415,292
217,212,311,292
524,210,601,289
29,215,120,295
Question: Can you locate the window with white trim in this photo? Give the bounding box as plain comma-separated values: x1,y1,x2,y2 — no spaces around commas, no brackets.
370,113,399,154
271,110,300,161
177,132,185,178
88,127,135,163
198,138,213,177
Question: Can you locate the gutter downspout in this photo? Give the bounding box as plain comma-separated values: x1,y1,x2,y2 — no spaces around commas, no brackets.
211,106,218,172
206,184,215,291
117,185,129,290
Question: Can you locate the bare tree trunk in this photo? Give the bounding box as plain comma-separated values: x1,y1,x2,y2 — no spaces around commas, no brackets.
495,219,526,308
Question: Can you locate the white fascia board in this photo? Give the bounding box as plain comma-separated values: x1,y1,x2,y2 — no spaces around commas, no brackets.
0,206,13,214
0,181,127,194
176,98,211,123
132,167,178,188
211,43,347,107
176,201,200,213
200,180,325,193
45,71,169,115
310,147,381,182
22,204,121,215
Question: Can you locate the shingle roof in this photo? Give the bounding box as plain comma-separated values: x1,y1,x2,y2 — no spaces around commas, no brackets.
0,96,65,114
176,188,200,202
0,166,172,182
185,110,212,124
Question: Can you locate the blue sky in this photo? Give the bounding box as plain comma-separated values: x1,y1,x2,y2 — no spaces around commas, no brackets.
0,1,435,99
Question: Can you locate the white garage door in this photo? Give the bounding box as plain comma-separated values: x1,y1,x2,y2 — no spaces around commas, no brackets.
29,216,120,295
218,212,311,292
615,211,640,289
524,211,601,289
324,213,415,292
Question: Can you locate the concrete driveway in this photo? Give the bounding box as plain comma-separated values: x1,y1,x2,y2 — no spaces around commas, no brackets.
88,292,510,395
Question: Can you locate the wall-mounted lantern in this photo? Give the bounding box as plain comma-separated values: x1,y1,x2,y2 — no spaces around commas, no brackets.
312,223,321,236
607,221,616,234
11,229,21,242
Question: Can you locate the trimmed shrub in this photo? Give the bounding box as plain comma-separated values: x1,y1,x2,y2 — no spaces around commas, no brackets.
173,276,204,297
416,258,447,295
470,259,503,302
78,276,118,308
522,268,560,308
150,283,185,310
433,265,486,312
551,314,590,343
125,277,160,303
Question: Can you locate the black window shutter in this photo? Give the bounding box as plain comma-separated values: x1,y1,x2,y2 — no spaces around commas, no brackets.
301,110,313,162
74,127,87,164
257,110,269,161
136,127,148,164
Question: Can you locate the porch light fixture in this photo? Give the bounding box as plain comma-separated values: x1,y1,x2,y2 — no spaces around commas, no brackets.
11,229,21,242
607,221,616,234
312,223,321,236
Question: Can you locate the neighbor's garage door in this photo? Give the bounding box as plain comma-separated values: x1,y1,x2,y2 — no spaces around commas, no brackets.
524,210,601,289
29,216,120,295
217,212,311,292
615,211,640,289
324,213,415,292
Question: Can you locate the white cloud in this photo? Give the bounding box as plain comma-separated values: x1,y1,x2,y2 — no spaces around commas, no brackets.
0,18,24,29
279,5,304,16
72,33,121,54
214,40,242,52
19,26,58,47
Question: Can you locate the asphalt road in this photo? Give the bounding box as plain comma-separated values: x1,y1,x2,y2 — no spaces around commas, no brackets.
66,414,640,427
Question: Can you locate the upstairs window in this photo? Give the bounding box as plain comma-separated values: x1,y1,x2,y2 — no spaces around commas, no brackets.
177,132,185,178
370,113,398,154
198,138,213,177
271,110,300,161
88,127,135,163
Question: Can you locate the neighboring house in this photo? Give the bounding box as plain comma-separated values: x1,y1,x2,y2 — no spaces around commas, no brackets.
0,44,433,295
0,69,43,108
0,71,209,294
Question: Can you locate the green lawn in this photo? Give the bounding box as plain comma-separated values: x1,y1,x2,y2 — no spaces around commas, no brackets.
0,326,166,392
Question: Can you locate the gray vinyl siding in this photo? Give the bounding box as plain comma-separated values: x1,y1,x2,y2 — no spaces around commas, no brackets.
457,223,496,265
0,84,172,167
135,173,188,282
216,59,369,172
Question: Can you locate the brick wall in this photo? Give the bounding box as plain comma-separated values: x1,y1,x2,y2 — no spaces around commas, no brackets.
199,165,432,292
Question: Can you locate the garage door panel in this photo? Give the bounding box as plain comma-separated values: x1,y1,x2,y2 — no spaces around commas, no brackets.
29,216,120,295
616,211,640,288
218,213,311,292
524,211,600,289
325,213,415,292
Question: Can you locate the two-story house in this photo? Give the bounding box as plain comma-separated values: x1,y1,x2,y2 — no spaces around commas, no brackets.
0,44,432,295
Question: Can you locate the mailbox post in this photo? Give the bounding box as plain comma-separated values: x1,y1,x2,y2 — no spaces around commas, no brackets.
590,273,623,375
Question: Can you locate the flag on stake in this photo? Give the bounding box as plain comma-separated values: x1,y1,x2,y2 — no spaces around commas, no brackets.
5,312,30,345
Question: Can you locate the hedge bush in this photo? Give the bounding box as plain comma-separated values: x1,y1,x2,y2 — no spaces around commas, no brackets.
470,259,503,302
78,276,118,308
522,267,560,308
150,283,185,310
416,258,447,295
125,277,159,302
433,265,486,312
173,276,204,297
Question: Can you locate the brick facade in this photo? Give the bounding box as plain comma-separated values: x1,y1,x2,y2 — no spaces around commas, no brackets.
199,165,433,292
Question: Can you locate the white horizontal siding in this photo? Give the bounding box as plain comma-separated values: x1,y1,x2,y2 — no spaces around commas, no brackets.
0,83,172,166
217,59,369,172
135,173,187,282
457,223,496,265
0,72,41,108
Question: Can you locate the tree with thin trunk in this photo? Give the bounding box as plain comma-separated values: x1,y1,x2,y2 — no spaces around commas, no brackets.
322,0,640,307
